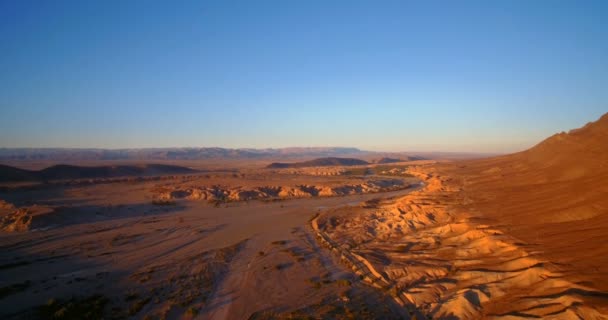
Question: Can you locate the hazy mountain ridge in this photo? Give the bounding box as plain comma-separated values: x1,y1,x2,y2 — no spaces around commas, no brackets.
0,147,365,161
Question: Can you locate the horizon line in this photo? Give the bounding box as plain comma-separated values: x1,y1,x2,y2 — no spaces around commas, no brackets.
0,146,505,155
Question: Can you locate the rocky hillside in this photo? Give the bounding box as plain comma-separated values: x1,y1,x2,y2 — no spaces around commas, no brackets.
439,112,608,291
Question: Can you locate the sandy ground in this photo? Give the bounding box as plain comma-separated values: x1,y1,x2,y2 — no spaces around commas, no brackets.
0,166,417,319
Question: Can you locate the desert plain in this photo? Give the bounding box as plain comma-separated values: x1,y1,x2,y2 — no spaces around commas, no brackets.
1,114,608,320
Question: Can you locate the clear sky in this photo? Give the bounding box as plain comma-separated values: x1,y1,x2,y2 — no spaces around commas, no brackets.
1,0,606,153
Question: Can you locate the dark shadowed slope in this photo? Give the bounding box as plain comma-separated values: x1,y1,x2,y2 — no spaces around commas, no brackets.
438,112,608,289
0,164,197,182
0,165,38,182
266,157,369,169
374,156,426,163
374,157,404,164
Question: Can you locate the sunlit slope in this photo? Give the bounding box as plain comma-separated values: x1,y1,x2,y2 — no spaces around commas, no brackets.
440,112,608,289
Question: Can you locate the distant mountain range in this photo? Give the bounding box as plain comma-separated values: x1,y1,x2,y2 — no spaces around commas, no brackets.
0,147,366,161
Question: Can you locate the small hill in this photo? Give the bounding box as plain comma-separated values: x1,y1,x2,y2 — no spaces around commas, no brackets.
405,155,427,161
520,112,608,176
0,164,197,182
267,157,369,169
371,155,427,163
374,157,403,164
0,165,38,182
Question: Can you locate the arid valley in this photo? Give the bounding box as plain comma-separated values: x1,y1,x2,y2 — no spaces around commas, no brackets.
1,114,607,319
2,2,608,319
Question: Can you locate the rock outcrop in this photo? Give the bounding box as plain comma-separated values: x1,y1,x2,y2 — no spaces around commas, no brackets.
0,200,53,232
153,179,409,202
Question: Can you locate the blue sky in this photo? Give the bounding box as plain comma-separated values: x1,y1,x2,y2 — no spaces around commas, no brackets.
1,0,606,152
